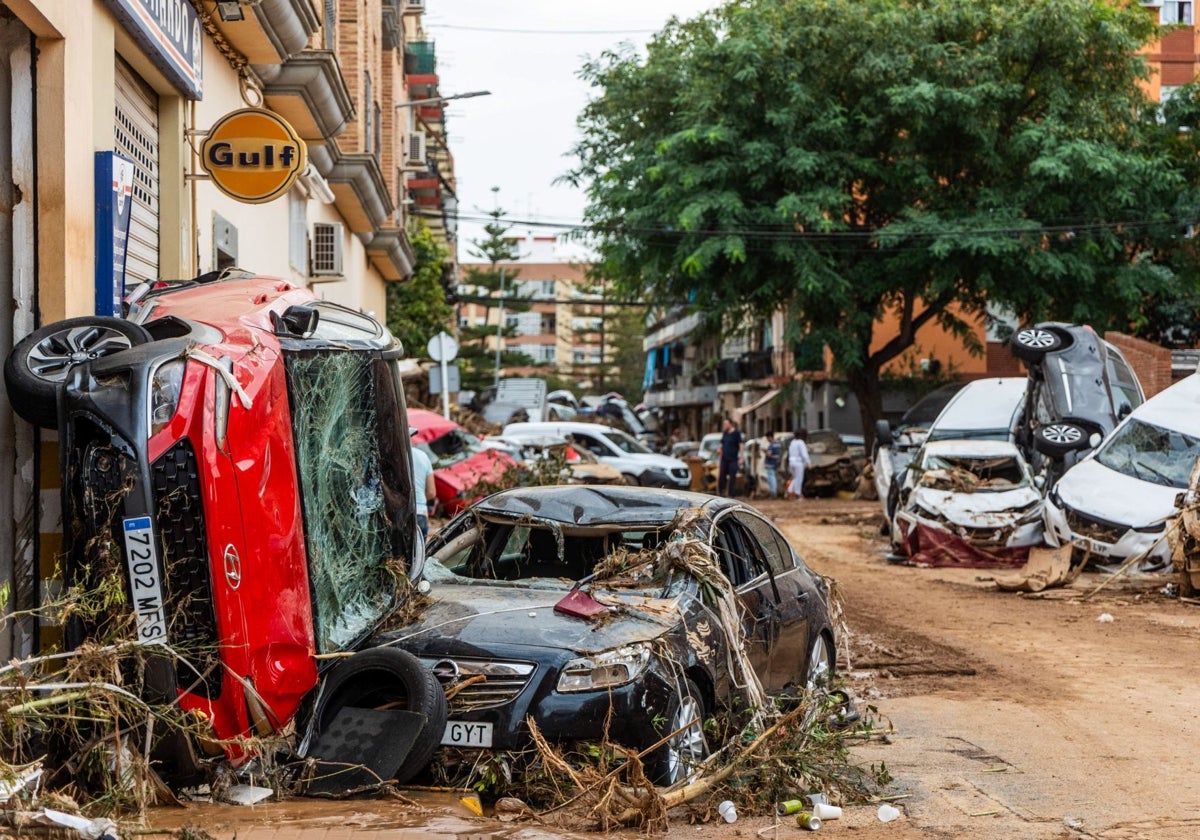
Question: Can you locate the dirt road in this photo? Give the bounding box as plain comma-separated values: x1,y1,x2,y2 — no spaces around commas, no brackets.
145,498,1200,840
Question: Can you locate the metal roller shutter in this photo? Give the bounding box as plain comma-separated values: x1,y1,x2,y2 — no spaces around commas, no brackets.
114,58,160,284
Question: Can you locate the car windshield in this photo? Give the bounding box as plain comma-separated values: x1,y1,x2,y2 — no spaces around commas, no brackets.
918,453,1028,492
1095,419,1200,488
602,428,652,454
419,426,483,466
428,521,689,596
286,351,408,653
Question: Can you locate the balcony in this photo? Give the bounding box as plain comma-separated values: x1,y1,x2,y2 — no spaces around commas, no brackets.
211,0,320,63
405,42,437,75
716,358,742,385
739,349,775,381
256,49,354,141
382,0,401,50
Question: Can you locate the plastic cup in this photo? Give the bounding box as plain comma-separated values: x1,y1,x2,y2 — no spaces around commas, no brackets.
813,803,842,820
718,800,737,823
878,804,901,822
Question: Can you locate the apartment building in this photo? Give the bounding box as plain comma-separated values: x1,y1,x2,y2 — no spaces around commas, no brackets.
0,0,457,657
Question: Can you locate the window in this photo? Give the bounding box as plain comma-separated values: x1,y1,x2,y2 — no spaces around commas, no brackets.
1163,1,1193,24
364,72,375,155
518,279,556,299
571,316,603,331
736,513,794,576
512,312,541,336
288,190,307,273
324,0,336,50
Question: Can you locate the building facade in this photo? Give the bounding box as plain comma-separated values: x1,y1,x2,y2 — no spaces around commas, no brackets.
0,0,457,657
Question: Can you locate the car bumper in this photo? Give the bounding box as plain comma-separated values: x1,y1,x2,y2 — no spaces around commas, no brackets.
897,509,1043,549
1044,500,1173,565
639,468,691,489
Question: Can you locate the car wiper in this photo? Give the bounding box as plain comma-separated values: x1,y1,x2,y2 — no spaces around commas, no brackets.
1136,460,1173,486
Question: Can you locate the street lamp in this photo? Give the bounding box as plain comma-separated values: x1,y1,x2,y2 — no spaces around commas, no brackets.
395,90,491,110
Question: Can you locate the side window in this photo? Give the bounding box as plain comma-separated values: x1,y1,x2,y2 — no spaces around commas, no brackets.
736,513,795,575
713,519,766,587
1106,354,1142,414
574,433,608,457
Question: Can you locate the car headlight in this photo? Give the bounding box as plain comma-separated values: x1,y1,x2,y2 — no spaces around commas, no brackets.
150,360,186,436
557,643,651,693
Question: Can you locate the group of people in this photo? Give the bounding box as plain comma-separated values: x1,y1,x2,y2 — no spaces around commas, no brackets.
718,417,811,499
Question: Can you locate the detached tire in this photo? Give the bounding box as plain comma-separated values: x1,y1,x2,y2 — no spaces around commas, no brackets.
315,647,448,784
1010,326,1065,364
1033,422,1091,458
647,678,708,786
5,317,152,427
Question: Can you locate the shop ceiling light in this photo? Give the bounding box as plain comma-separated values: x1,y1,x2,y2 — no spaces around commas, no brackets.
215,1,245,21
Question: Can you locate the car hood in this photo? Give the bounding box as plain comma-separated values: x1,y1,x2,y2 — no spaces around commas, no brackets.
615,452,687,470
378,582,680,656
1054,458,1181,526
912,485,1040,524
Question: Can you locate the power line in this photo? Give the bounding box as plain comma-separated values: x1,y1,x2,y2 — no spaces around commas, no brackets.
427,23,662,35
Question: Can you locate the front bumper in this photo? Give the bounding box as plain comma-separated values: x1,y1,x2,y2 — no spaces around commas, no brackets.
639,467,691,489
1043,499,1172,566
898,508,1043,549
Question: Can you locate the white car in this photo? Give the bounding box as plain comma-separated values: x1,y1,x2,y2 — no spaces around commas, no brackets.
893,439,1044,554
502,421,691,488
1043,374,1200,571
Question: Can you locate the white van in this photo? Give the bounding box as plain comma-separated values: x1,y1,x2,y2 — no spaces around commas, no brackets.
1043,374,1200,570
503,421,691,488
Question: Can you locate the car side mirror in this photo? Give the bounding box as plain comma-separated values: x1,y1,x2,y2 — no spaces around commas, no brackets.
1088,432,1102,449
1118,404,1132,419
271,304,320,337
1034,475,1046,490
874,419,893,447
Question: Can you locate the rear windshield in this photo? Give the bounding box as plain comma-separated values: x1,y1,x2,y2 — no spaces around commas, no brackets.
1096,419,1200,489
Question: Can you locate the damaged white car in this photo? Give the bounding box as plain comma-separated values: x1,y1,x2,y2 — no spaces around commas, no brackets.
892,440,1044,564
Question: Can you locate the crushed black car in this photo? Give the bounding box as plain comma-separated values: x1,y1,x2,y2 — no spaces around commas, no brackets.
374,485,837,786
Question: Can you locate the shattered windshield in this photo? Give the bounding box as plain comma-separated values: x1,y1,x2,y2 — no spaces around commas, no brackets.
918,453,1028,492
418,427,483,467
287,352,411,653
1096,419,1200,489
428,520,688,596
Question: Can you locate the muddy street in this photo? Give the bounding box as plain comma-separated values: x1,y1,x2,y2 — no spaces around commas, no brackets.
144,498,1200,840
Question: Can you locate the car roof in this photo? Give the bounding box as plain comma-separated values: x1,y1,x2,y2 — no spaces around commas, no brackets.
1119,373,1200,434
408,408,461,444
929,378,1026,434
470,485,727,526
505,420,628,437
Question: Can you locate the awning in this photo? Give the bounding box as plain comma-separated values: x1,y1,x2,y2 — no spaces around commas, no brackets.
733,388,781,419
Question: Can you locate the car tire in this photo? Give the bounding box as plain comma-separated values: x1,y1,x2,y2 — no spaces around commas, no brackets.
1010,326,1065,363
314,647,449,784
5,316,152,428
1033,422,1091,458
647,678,708,786
805,631,835,692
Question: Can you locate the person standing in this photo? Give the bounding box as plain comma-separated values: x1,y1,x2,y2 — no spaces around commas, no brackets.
411,441,436,538
787,428,811,500
763,431,782,498
718,417,743,497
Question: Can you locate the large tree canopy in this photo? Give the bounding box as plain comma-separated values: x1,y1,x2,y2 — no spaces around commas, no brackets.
566,0,1197,434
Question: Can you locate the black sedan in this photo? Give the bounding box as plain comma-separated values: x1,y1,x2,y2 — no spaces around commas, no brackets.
374,486,836,786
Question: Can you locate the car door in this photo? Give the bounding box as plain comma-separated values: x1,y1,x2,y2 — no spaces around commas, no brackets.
709,510,786,690
733,512,810,689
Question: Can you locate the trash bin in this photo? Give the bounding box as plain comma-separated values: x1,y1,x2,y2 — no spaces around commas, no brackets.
684,455,706,492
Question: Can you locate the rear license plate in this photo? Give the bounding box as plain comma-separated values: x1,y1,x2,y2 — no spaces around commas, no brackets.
122,516,167,645
441,721,493,748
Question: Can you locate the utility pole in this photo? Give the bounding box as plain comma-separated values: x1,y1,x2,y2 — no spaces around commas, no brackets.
493,267,506,388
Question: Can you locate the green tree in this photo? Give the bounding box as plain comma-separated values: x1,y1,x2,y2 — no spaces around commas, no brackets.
458,204,534,392
566,0,1196,442
386,220,454,353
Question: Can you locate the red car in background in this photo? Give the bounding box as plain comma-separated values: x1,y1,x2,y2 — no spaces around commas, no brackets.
408,408,517,515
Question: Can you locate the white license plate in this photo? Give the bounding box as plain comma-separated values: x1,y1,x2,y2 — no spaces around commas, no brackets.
441,721,493,748
122,516,168,645
1076,536,1111,557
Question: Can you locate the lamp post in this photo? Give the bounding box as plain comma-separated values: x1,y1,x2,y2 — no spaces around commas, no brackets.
394,90,491,110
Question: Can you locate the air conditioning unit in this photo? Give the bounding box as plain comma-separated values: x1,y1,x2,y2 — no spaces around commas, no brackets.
1139,0,1163,6
405,130,427,170
405,0,425,12
310,222,344,277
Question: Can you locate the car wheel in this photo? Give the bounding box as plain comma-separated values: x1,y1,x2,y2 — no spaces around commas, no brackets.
1010,326,1065,363
648,678,708,786
313,647,449,784
806,632,835,692
622,473,640,486
5,316,152,428
1033,422,1090,458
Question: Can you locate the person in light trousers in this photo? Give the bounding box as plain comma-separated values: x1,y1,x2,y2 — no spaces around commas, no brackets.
787,428,811,500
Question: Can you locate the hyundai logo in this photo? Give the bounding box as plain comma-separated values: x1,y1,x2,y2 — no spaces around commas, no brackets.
223,544,242,590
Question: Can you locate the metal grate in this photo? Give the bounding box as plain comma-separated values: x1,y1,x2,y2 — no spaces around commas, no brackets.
311,222,344,276
423,657,536,712
151,439,221,698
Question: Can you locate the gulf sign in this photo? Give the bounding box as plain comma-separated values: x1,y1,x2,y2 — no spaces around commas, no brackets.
200,109,308,204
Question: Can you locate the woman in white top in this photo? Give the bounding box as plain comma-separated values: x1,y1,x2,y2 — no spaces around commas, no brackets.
787,428,811,500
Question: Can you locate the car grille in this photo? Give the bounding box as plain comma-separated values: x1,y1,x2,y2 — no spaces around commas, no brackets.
151,440,221,698
1065,509,1126,545
422,657,536,712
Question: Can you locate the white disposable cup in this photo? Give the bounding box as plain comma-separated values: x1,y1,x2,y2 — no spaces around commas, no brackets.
718,800,737,823
813,803,842,820
878,804,901,822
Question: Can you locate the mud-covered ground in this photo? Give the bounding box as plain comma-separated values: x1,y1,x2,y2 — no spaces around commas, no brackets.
141,497,1200,840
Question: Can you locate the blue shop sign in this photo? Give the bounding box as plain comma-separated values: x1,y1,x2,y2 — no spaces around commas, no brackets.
103,0,203,99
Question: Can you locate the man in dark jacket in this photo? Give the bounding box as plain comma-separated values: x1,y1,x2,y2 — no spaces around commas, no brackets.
718,417,743,497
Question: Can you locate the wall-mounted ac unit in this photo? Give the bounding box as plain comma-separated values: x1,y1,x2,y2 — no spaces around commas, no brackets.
405,131,427,170
405,0,425,13
1139,0,1164,6
311,222,344,277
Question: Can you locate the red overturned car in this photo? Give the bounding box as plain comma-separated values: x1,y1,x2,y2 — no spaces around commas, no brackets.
407,408,516,516
4,271,446,786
